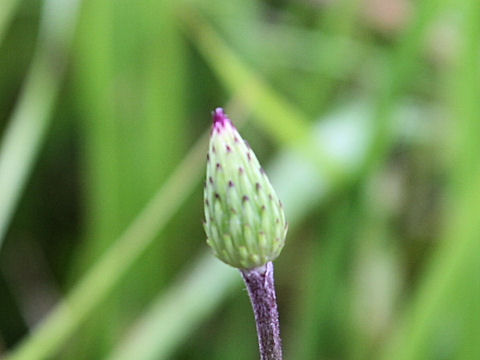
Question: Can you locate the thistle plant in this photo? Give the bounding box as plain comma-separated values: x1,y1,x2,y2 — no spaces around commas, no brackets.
204,108,287,360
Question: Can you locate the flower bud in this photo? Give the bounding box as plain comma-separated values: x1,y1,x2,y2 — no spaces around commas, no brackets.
203,108,287,269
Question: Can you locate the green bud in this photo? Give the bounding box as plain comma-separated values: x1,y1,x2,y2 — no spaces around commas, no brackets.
203,108,287,269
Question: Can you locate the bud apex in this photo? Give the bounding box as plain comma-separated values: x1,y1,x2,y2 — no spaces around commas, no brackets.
203,108,287,269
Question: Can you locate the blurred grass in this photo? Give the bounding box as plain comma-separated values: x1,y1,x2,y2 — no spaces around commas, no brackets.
0,0,21,45
380,2,480,359
0,0,80,247
180,8,346,181
3,118,206,360
71,0,187,357
1,0,480,359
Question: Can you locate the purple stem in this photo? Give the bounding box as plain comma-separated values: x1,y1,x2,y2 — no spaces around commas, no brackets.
240,262,283,360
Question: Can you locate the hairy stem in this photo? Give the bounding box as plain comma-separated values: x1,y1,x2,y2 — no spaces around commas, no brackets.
241,262,282,360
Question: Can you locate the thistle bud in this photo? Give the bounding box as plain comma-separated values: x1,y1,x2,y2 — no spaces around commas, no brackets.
203,108,287,269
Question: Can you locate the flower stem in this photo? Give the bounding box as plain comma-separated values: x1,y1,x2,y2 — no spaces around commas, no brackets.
241,262,283,360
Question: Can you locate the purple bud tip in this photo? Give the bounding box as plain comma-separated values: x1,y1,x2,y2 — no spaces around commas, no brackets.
212,107,232,133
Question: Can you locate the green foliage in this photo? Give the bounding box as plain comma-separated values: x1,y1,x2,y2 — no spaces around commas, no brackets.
0,0,479,359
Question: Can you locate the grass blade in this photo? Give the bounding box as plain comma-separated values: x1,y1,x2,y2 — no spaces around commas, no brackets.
0,0,80,249
0,0,21,45
180,9,346,181
106,254,239,360
380,1,480,359
3,124,210,360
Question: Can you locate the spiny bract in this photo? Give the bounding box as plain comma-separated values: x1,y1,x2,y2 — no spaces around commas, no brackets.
203,108,287,269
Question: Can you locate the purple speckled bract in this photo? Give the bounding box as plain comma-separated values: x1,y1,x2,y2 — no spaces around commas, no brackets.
212,107,233,133
204,107,287,269
241,262,282,360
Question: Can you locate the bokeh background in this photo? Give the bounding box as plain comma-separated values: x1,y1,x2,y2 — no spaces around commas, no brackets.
1,0,480,359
